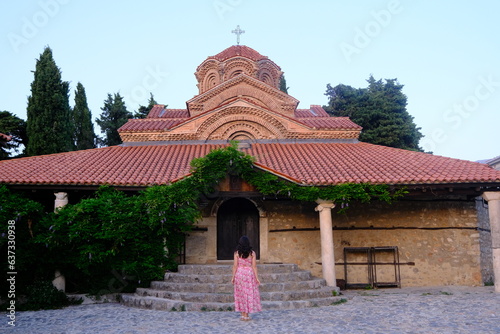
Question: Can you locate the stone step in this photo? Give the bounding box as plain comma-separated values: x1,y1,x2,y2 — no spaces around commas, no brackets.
163,271,313,284
150,278,326,294
121,294,346,312
178,263,298,275
135,286,335,303
122,263,341,312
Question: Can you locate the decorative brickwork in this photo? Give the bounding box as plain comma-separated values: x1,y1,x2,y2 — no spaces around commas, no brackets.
222,58,258,81
186,74,298,117
257,59,282,88
196,45,282,94
119,44,368,143
197,107,287,140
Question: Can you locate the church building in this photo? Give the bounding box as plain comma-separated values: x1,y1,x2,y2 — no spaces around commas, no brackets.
1,43,500,291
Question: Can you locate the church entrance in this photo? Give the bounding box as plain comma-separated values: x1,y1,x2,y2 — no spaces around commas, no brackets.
217,198,260,260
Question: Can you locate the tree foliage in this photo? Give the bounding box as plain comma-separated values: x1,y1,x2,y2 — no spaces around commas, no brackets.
279,74,289,94
133,93,158,119
324,75,423,151
0,111,27,159
38,184,200,294
96,93,132,146
72,82,96,150
26,46,74,156
0,186,46,297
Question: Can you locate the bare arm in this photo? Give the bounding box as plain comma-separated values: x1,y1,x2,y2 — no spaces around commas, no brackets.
251,251,260,285
231,251,238,284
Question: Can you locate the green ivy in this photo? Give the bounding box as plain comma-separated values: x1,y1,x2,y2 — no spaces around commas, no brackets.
38,185,200,294
190,142,406,211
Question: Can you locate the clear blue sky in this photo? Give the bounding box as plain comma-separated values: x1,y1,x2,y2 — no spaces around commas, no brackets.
1,0,499,162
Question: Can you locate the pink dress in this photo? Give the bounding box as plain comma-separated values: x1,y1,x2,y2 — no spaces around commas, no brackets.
233,254,262,313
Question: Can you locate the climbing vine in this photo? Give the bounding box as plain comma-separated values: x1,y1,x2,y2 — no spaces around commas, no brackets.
189,142,406,211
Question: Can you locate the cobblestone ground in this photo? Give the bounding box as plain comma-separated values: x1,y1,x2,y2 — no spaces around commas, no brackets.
3,286,499,334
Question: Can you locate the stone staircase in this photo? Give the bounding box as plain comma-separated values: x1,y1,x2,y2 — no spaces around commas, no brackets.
121,264,343,311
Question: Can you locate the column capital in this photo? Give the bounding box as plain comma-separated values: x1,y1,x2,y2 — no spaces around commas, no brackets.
54,191,69,212
54,192,68,201
315,199,335,212
483,192,500,202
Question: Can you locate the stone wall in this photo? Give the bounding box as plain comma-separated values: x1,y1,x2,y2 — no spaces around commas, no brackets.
186,197,485,287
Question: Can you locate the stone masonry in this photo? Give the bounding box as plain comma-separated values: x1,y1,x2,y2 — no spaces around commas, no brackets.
187,198,484,287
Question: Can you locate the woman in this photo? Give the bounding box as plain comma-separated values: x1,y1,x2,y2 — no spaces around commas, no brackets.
231,236,262,321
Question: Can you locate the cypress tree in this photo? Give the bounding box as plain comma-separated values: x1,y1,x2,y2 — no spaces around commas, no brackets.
73,82,96,150
279,74,289,94
133,93,158,119
26,46,74,156
96,93,132,146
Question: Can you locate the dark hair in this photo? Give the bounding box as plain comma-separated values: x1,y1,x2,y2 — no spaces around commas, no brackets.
236,236,253,259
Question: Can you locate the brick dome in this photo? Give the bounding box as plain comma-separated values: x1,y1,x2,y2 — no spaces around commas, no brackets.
195,45,283,94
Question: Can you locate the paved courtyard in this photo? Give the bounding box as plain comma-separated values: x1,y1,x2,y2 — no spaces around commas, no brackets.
3,286,499,334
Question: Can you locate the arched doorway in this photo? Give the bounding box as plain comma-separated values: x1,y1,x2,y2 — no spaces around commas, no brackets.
217,198,260,260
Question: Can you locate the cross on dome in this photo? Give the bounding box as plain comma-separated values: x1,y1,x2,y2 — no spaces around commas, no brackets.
231,25,245,45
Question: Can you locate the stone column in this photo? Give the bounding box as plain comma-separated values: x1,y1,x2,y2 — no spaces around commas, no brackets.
483,192,500,293
53,192,68,292
54,192,68,211
315,199,337,287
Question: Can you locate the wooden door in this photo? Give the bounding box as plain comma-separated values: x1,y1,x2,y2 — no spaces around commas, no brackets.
217,198,260,260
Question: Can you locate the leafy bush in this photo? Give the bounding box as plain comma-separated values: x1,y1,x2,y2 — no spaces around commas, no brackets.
37,185,199,294
0,186,47,298
18,280,79,311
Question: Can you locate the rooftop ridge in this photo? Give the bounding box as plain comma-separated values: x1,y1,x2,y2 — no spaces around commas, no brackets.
208,45,268,62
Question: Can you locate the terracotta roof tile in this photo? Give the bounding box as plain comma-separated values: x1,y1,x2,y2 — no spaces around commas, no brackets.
209,45,268,62
0,145,224,186
1,142,499,187
298,118,362,130
295,105,330,118
244,142,500,186
124,102,359,133
146,105,190,119
119,119,185,132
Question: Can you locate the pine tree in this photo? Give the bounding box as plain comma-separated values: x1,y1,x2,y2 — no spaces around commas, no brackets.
324,75,423,151
26,46,74,156
72,82,96,150
133,93,158,119
96,93,132,146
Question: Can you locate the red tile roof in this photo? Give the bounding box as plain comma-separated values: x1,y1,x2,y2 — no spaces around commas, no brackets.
147,106,190,119
298,118,362,130
246,143,500,185
295,105,330,118
209,45,268,62
1,142,500,188
122,104,359,133
0,145,224,187
119,119,185,132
